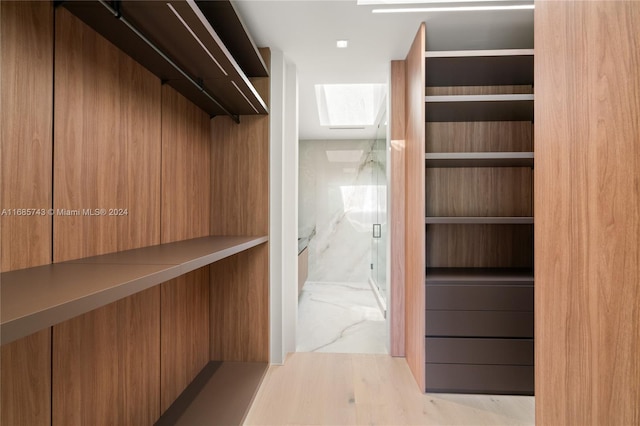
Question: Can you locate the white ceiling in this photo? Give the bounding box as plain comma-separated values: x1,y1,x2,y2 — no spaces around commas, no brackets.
233,1,534,140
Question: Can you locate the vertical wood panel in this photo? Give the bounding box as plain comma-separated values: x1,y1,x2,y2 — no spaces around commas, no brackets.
210,244,269,362
390,60,406,357
0,1,52,272
161,86,211,243
426,122,532,153
403,24,426,391
426,168,532,217
427,225,533,268
0,4,53,425
53,287,160,425
0,329,51,426
160,267,210,412
211,48,269,237
535,1,640,425
210,113,269,236
53,8,161,262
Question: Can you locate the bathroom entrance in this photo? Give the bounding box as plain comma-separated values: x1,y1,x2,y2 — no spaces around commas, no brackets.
297,90,388,354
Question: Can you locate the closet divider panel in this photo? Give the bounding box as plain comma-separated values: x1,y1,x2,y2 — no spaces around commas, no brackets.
210,244,270,362
0,329,51,426
158,69,211,417
52,287,161,426
160,268,210,413
209,49,270,363
160,85,211,244
53,8,161,262
210,48,270,237
535,1,640,425
390,60,406,357
0,1,53,272
0,3,53,425
403,24,426,391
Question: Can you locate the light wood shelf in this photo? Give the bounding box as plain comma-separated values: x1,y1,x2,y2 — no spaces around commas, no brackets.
62,0,268,119
0,235,268,345
425,49,534,87
425,94,534,122
425,217,534,224
425,152,534,168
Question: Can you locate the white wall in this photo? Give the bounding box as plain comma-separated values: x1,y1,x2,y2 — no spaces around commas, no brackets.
270,48,299,364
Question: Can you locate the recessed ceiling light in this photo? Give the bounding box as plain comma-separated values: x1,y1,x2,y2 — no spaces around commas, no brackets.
372,4,534,13
336,40,349,48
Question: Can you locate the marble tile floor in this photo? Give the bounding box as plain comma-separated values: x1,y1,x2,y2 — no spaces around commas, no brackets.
297,281,387,354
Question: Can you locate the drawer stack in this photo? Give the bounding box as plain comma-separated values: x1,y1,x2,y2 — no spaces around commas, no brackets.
425,268,534,394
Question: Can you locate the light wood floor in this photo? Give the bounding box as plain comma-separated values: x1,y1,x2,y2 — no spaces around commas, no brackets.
244,352,534,426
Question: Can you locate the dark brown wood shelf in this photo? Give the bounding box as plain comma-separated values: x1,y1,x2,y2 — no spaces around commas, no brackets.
196,1,268,78
425,216,534,224
62,0,268,118
425,152,534,168
156,361,268,426
0,235,268,345
425,49,534,87
426,267,534,284
425,94,534,122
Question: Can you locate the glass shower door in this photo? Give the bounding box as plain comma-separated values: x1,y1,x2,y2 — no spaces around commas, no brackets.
371,115,388,313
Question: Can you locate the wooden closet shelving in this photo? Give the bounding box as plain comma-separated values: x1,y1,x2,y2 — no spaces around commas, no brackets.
423,45,535,395
0,236,268,346
425,152,534,168
62,0,268,120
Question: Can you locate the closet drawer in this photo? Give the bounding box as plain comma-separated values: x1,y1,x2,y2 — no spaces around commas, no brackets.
426,364,534,395
426,311,533,338
426,284,533,311
426,337,533,365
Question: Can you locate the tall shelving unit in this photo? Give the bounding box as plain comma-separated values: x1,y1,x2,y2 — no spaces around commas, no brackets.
0,1,271,424
424,49,535,394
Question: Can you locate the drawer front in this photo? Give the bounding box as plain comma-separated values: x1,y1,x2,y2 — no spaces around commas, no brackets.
426,337,534,365
426,311,534,338
426,364,534,395
426,284,533,311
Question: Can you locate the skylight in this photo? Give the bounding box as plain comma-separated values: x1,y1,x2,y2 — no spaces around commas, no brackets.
315,84,386,127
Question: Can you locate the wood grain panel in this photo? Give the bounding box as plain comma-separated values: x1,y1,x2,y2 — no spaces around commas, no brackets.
403,24,426,391
426,168,532,217
426,85,533,96
53,8,161,262
0,6,53,424
535,1,640,425
426,121,532,153
161,85,211,243
211,47,269,237
53,286,160,426
0,1,53,272
427,224,533,268
160,267,210,412
390,60,406,357
210,112,269,236
210,244,269,362
0,329,51,426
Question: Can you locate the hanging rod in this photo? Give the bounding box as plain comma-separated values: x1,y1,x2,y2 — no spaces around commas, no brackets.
95,0,240,123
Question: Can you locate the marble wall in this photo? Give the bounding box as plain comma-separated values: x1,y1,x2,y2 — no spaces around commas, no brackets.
299,139,387,284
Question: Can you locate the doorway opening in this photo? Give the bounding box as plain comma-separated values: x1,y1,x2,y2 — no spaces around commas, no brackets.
297,100,388,354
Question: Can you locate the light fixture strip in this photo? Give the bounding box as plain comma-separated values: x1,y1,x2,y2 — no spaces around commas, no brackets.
372,4,534,13
231,81,259,114
166,3,228,76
